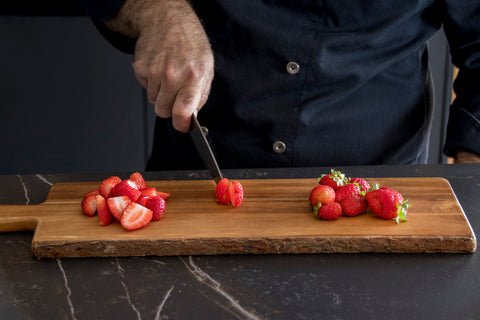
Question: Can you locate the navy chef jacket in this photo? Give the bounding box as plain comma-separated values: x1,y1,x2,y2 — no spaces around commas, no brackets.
81,0,480,169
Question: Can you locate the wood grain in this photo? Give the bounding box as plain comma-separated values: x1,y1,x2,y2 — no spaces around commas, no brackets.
0,178,476,258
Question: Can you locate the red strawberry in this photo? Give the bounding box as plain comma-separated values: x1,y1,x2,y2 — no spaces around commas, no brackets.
145,195,166,220
120,202,153,231
81,193,97,217
315,202,342,220
228,180,244,208
136,195,150,206
339,194,367,217
349,177,371,194
99,176,121,198
140,187,158,198
156,191,171,200
309,185,335,207
85,189,100,197
365,187,409,223
335,183,361,203
95,195,114,226
107,196,131,221
130,172,148,190
110,180,142,202
216,178,230,205
319,169,347,191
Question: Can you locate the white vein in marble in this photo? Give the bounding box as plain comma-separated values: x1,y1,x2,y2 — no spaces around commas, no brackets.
181,256,260,320
57,259,78,320
17,175,30,205
116,258,142,320
36,174,53,186
154,285,175,320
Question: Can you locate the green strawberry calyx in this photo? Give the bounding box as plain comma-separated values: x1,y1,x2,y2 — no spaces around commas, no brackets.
313,202,322,219
394,199,410,224
318,169,348,187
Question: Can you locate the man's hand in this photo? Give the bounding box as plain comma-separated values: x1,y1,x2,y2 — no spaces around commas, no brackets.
454,150,480,163
104,0,214,132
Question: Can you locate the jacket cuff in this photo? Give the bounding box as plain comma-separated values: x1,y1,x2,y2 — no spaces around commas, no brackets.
444,104,480,157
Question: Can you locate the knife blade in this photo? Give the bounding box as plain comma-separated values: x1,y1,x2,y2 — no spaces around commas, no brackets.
189,113,224,183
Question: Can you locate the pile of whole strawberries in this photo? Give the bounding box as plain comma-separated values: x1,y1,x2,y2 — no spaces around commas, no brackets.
81,172,170,230
309,169,409,223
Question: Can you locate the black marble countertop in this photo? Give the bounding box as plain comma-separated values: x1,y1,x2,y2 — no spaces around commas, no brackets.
1,164,479,319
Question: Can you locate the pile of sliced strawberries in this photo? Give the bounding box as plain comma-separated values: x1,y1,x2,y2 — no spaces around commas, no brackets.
81,172,170,231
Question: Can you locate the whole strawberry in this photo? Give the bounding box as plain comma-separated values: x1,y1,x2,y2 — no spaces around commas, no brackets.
365,187,409,223
335,183,361,203
315,202,342,220
319,169,348,191
349,177,371,194
339,194,367,217
309,185,335,207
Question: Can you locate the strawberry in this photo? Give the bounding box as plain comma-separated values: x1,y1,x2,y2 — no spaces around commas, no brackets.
216,178,230,205
309,185,335,207
228,180,244,208
140,187,158,198
365,187,409,223
145,195,166,220
315,202,342,220
156,191,171,200
120,202,153,231
81,193,97,217
349,177,370,194
136,195,150,206
95,195,114,226
107,196,131,221
85,189,100,197
339,194,367,217
335,183,361,203
319,169,348,191
99,176,121,198
130,172,148,190
110,179,142,202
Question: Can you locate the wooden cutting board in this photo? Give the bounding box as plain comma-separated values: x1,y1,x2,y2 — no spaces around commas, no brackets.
0,178,476,258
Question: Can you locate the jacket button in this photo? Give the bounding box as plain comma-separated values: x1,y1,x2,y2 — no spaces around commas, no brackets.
201,126,209,136
273,141,286,153
286,61,300,75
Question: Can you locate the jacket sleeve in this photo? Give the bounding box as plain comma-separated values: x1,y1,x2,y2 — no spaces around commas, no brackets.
442,0,480,157
80,0,136,54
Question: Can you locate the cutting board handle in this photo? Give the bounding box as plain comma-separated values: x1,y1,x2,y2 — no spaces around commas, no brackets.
0,205,40,232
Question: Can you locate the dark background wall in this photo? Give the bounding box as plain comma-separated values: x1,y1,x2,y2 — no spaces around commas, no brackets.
0,2,452,175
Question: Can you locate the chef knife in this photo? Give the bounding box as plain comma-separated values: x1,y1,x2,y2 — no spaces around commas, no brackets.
189,113,224,183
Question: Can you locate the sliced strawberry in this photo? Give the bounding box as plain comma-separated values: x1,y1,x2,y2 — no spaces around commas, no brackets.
85,189,100,197
136,195,150,206
156,191,170,200
120,202,153,231
228,180,244,208
99,176,122,198
95,195,114,226
107,196,131,221
216,178,230,205
140,187,158,198
145,195,166,221
81,193,97,217
130,172,148,190
110,179,141,202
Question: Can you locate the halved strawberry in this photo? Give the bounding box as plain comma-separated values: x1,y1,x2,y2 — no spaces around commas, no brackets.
140,187,158,198
81,193,97,217
95,195,114,226
136,195,150,206
145,195,166,221
120,202,153,231
99,176,121,198
130,172,147,190
156,191,170,200
216,178,230,205
110,179,141,202
228,180,244,208
107,196,131,221
85,189,100,197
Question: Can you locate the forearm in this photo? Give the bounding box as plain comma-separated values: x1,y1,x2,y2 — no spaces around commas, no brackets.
454,150,480,163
